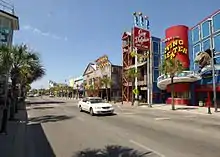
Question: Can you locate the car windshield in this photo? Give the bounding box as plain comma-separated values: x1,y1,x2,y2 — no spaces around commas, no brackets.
89,98,104,103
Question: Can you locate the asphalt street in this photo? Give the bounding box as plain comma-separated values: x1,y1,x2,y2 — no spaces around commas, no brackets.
25,97,220,157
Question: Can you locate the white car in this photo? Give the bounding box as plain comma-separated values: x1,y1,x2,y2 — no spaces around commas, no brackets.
49,94,54,97
78,97,114,116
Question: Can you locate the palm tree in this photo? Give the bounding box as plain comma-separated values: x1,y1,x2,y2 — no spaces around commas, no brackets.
19,63,45,99
9,44,45,114
125,68,140,105
101,76,112,101
161,59,184,110
0,44,13,133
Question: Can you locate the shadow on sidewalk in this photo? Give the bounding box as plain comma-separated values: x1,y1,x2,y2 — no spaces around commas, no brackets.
175,107,198,111
28,114,74,124
26,123,56,157
73,145,152,157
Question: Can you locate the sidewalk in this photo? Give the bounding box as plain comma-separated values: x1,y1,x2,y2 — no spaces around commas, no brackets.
112,102,220,117
0,109,27,157
150,104,220,116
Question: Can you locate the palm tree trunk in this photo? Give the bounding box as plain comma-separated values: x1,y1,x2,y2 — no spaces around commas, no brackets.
9,79,16,119
131,82,134,106
105,86,108,102
171,76,175,110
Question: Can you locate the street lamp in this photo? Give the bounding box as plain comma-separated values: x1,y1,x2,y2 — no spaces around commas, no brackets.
207,18,217,112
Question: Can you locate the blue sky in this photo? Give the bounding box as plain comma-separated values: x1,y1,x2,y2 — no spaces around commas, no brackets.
10,0,219,89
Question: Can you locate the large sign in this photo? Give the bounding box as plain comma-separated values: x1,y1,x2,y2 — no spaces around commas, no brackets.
95,55,109,69
133,26,150,50
164,38,187,60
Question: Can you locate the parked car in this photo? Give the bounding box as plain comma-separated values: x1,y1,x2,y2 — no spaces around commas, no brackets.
78,97,114,116
49,94,54,97
28,94,34,97
34,93,39,97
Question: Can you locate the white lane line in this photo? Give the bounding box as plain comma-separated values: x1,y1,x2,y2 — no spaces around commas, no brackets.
154,117,171,121
76,117,85,122
129,139,165,157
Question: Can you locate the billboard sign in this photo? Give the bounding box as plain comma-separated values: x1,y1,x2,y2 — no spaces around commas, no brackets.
133,26,150,50
95,55,110,69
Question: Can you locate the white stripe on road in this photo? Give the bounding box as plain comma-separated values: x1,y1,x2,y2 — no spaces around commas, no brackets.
154,117,171,121
129,139,165,157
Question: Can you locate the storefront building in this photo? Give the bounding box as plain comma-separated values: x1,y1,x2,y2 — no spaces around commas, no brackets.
0,1,19,103
158,9,220,106
83,55,122,101
190,9,220,106
69,76,84,98
122,31,161,103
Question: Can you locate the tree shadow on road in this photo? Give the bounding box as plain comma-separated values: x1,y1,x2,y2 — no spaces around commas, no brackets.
26,123,56,157
28,115,74,124
32,106,55,110
26,100,65,105
73,145,152,157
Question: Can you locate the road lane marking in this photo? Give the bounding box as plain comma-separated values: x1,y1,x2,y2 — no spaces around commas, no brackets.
154,117,171,121
129,139,165,157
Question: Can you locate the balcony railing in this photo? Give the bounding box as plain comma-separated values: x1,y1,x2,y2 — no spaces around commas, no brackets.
0,0,14,15
157,71,199,82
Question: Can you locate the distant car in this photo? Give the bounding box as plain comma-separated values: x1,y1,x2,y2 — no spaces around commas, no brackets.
34,94,39,97
78,97,114,116
49,94,54,97
28,94,34,97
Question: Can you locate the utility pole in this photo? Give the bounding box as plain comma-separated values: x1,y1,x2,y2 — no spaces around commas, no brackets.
207,18,217,112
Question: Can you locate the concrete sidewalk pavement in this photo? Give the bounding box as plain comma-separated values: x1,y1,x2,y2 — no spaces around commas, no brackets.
0,109,27,157
112,102,220,117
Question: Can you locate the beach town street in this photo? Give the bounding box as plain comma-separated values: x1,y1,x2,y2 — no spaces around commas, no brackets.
1,96,220,157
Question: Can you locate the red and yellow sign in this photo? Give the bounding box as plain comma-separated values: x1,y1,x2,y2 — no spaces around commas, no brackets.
95,55,109,69
164,39,187,60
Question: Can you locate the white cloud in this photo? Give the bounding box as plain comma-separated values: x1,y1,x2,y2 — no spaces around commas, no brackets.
21,24,68,41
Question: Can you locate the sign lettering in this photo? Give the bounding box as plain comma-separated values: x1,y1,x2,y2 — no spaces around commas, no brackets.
164,39,187,60
133,27,150,50
95,55,109,69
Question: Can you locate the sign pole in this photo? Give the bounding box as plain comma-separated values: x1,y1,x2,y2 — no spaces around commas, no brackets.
132,12,150,106
134,47,138,100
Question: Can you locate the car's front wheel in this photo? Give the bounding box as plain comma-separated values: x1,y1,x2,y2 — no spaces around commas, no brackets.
79,105,83,112
90,108,94,116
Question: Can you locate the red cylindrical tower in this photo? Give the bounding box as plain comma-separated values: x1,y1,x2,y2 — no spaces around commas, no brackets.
165,25,189,69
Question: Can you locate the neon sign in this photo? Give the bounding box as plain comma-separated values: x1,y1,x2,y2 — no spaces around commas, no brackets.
164,39,187,60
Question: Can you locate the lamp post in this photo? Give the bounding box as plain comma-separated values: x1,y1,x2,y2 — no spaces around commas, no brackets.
207,18,217,112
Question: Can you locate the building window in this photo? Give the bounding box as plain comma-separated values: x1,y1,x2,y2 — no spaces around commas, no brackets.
213,12,220,33
202,38,211,51
193,43,201,70
215,56,220,64
214,34,220,52
192,26,200,43
153,70,159,82
160,42,165,55
153,41,159,54
201,21,210,39
193,43,201,59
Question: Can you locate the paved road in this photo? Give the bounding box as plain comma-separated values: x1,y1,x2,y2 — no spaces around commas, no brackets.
25,97,220,157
